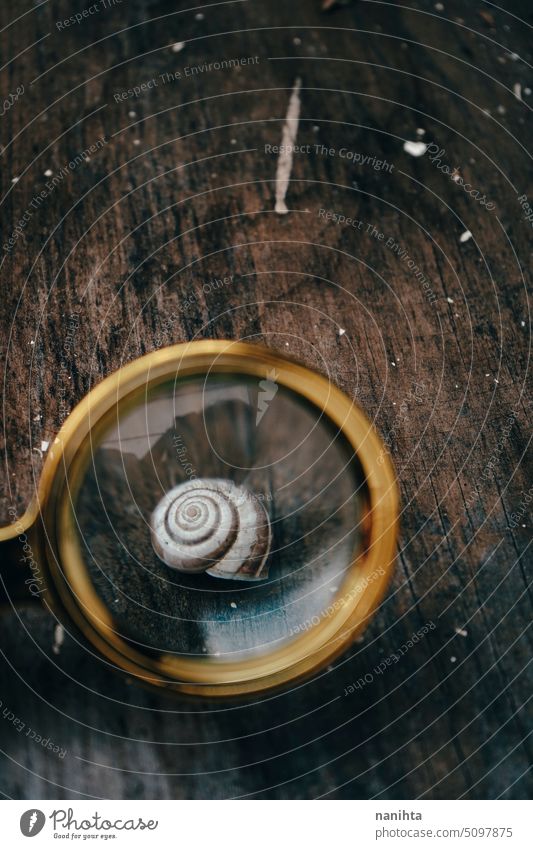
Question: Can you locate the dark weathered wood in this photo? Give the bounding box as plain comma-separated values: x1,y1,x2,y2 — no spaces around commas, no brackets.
1,0,532,799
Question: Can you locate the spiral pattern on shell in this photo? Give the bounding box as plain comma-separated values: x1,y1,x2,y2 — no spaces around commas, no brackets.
150,478,272,580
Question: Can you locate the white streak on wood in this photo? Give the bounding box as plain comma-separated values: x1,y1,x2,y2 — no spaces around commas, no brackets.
275,77,302,215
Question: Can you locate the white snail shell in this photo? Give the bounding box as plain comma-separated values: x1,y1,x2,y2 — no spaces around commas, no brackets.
150,478,272,581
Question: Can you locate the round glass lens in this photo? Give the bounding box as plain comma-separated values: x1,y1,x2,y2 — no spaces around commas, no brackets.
71,373,366,662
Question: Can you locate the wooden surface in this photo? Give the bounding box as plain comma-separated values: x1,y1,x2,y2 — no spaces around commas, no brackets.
1,0,532,799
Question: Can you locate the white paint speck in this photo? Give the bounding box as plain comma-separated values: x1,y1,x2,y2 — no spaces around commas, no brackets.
450,656,457,663
446,296,454,303
455,627,468,637
513,83,522,101
11,176,19,183
133,139,141,146
507,52,519,61
403,140,428,157
520,320,526,327
195,12,204,21
128,110,136,118
230,601,237,609
524,87,531,96
416,128,426,136
275,77,302,215
52,624,64,655
44,169,53,177
391,361,396,367
435,2,444,10
338,328,346,337
41,440,49,452
171,41,185,53
459,230,472,243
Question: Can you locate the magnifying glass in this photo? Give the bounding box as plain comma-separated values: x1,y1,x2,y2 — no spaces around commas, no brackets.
0,340,398,697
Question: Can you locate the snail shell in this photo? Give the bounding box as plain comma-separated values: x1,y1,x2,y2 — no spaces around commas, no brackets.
150,478,272,581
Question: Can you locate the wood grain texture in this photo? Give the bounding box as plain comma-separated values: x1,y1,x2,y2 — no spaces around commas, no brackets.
0,0,532,799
